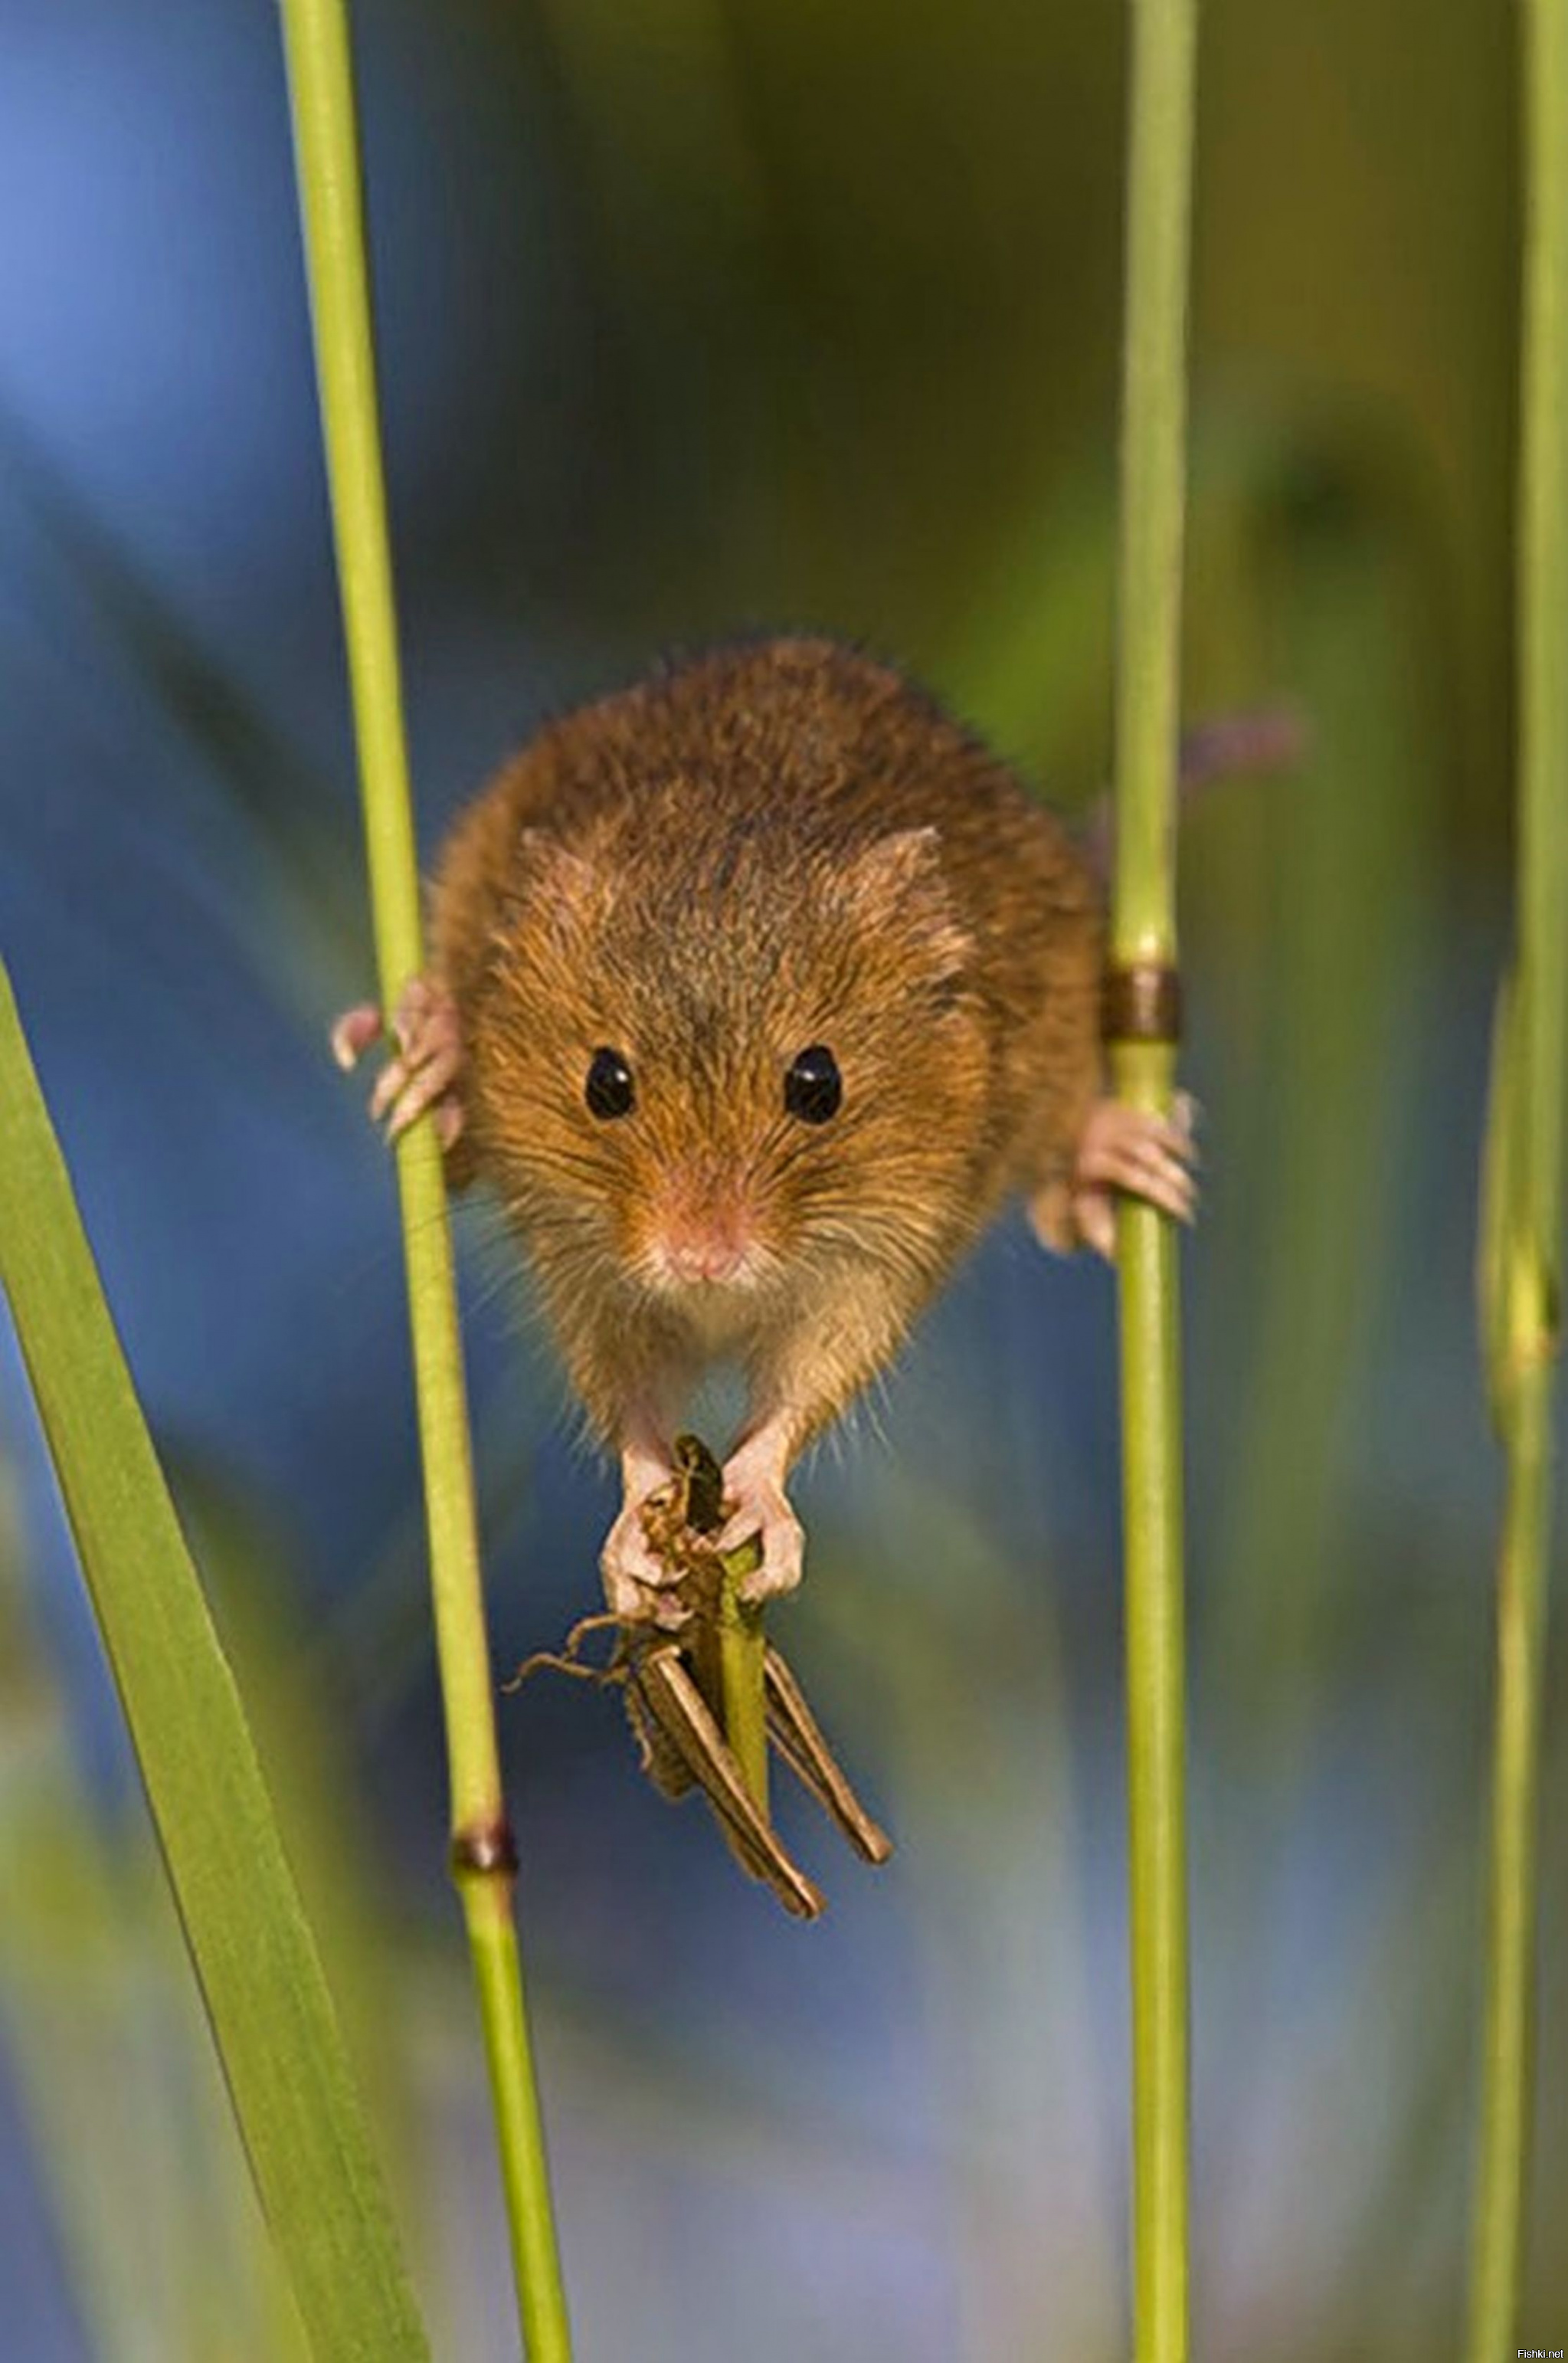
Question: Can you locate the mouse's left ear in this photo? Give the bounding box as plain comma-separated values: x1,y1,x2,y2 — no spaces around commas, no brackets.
844,827,972,978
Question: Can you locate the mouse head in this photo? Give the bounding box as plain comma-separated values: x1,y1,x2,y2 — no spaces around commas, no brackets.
469,823,993,1309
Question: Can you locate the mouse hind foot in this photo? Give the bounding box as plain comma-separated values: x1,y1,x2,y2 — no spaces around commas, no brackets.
1030,1092,1199,1262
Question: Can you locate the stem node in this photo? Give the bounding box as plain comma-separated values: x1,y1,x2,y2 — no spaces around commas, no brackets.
1103,963,1184,1044
451,1820,522,1880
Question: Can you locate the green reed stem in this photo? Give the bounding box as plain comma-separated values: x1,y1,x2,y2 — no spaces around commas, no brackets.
1114,1048,1190,2363
673,1437,768,1807
1110,3,1197,2358
718,1549,769,1812
1465,0,1568,2350
277,2,571,2352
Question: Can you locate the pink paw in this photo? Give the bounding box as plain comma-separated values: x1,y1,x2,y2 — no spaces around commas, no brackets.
716,1476,805,1604
602,1496,690,1630
1033,1093,1199,1261
331,978,466,1150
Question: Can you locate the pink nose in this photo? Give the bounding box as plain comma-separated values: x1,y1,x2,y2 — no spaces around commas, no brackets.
652,1191,756,1285
663,1234,747,1285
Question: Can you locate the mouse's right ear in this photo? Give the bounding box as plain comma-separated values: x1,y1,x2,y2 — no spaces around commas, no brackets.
515,828,606,939
843,826,972,977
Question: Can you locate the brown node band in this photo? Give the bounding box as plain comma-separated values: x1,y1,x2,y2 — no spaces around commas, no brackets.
450,1818,519,1879
1102,962,1182,1044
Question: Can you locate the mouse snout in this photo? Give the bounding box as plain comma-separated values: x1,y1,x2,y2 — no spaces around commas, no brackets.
663,1233,748,1285
643,1174,760,1290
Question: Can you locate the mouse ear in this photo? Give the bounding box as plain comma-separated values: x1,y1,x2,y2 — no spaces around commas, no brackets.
843,827,971,975
515,828,607,937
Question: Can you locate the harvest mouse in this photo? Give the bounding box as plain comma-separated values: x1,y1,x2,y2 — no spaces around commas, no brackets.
333,637,1197,1624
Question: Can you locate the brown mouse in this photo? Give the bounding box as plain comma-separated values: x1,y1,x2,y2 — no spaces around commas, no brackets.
333,637,1195,1624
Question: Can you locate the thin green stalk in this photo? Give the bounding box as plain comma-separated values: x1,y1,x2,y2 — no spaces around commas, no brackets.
718,1549,769,1812
1110,4,1197,2359
1113,0,1198,973
1465,0,1568,2348
276,2,571,2352
1467,1369,1553,2358
1114,1048,1190,2363
678,1434,768,1807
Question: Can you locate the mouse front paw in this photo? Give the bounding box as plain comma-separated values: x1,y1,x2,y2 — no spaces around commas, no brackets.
331,977,466,1152
716,1476,805,1605
601,1499,691,1631
1032,1092,1200,1262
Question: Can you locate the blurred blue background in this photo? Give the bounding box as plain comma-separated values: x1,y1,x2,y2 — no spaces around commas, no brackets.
0,2,1563,2357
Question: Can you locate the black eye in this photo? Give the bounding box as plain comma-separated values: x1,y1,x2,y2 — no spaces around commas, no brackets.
585,1046,635,1119
784,1044,842,1124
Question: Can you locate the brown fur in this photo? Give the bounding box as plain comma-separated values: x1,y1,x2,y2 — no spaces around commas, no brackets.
427,636,1102,1451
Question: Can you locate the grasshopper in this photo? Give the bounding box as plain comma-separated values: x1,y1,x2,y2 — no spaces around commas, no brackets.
509,1436,890,1919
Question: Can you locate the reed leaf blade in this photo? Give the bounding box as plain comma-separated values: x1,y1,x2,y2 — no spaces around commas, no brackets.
0,957,430,2363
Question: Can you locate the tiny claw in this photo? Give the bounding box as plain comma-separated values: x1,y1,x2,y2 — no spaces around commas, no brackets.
1034,1093,1202,1263
330,1003,384,1070
337,977,466,1150
368,1058,407,1126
